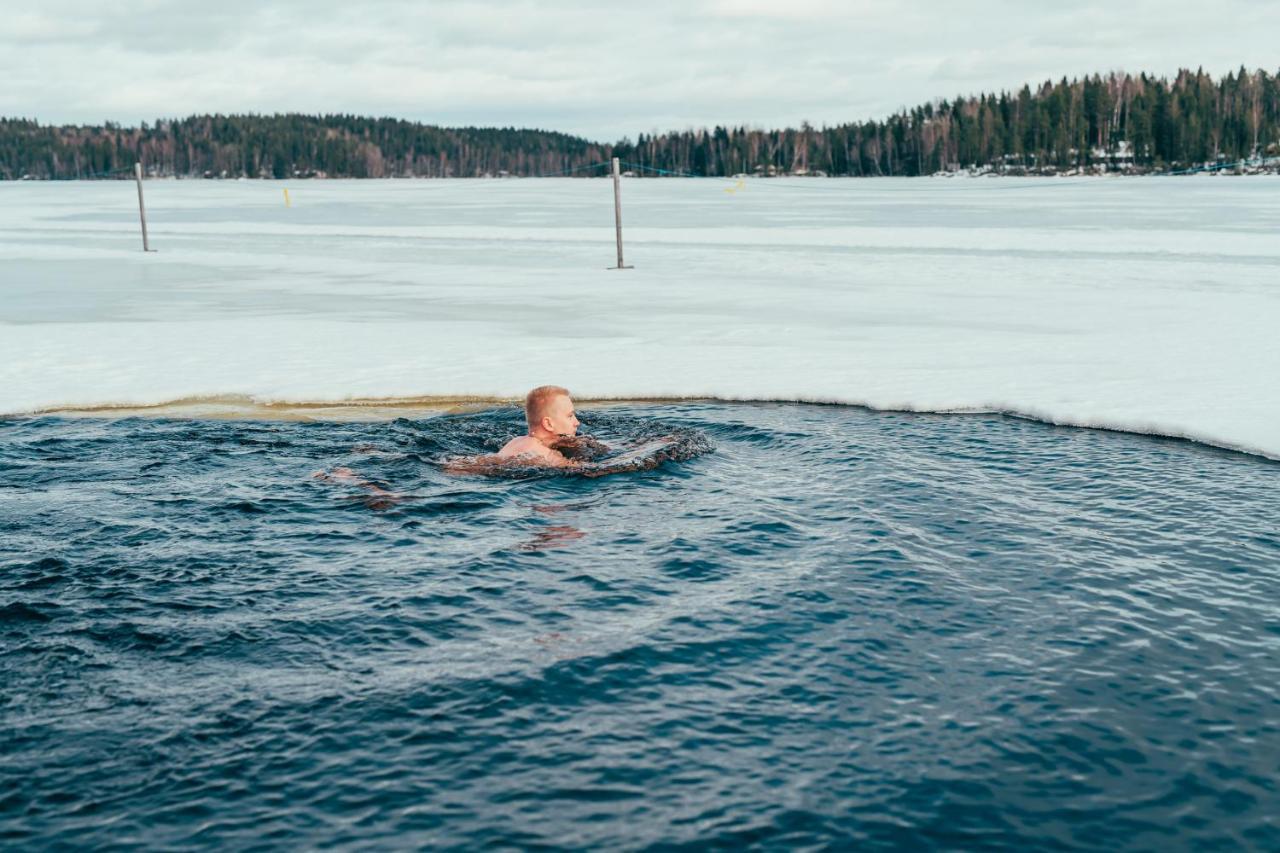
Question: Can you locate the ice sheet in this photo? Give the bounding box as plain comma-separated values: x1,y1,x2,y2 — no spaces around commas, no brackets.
2,177,1278,458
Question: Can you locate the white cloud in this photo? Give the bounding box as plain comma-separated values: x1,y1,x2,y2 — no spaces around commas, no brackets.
1,0,1275,139
705,0,870,18
6,12,98,41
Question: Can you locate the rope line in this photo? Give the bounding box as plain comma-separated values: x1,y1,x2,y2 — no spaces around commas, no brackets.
421,160,612,193
44,164,138,181
615,161,1108,194
27,153,1279,183
1165,155,1280,176
462,160,612,179
525,161,611,178
618,161,709,179
34,162,609,182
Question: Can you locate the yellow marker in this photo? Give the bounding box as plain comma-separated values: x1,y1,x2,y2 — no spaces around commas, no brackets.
283,188,291,207
724,179,746,194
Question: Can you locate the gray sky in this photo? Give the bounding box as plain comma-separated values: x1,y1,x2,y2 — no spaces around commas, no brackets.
3,0,1275,141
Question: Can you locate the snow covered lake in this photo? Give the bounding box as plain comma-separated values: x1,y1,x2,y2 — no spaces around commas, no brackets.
1,176,1277,458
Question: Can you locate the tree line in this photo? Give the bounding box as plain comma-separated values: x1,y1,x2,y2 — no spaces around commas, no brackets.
3,68,1277,180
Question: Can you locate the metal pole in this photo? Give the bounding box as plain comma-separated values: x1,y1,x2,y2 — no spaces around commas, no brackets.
134,162,154,252
610,157,631,269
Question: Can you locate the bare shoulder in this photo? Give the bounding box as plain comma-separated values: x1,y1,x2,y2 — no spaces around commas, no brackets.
498,436,550,460
497,436,573,467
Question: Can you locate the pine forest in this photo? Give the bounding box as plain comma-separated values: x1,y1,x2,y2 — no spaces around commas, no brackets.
3,68,1277,180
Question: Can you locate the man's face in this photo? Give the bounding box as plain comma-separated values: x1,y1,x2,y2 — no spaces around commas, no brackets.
542,394,579,437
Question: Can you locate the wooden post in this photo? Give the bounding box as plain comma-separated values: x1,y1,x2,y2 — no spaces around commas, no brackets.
134,162,154,252
610,157,631,269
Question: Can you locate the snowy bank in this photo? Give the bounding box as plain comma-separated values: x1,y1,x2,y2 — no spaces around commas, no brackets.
1,177,1277,459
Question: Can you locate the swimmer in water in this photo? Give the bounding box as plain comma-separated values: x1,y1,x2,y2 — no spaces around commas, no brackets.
496,385,583,467
441,386,609,476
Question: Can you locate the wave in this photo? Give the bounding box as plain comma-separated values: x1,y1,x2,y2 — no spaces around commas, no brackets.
9,392,1276,464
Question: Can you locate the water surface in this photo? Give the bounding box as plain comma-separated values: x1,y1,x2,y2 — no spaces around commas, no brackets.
2,403,1278,849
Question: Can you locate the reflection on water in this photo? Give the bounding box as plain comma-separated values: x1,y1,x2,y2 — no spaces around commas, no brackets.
2,403,1279,849
520,524,587,551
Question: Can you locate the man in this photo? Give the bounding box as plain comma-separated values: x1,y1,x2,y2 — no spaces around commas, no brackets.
318,387,604,491
496,385,581,466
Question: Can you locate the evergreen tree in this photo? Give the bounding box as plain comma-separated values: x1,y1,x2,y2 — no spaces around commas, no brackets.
3,69,1278,180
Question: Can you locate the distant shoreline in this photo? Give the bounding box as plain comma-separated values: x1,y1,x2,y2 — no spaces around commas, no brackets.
10,169,1279,181
5,68,1278,180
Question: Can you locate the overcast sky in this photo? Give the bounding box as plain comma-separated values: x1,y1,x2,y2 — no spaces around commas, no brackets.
3,0,1275,141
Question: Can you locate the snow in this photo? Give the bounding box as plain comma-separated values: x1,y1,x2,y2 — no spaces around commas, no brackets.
2,176,1278,458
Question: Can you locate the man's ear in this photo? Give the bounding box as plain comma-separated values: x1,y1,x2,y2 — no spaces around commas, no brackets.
540,415,554,433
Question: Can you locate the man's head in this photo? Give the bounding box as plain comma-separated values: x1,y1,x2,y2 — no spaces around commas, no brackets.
525,385,579,440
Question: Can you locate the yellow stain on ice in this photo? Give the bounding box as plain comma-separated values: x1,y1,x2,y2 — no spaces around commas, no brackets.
283,188,291,207
724,179,746,194
35,393,720,422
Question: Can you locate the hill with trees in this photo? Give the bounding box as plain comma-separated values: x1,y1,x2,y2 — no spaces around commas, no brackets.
3,68,1276,180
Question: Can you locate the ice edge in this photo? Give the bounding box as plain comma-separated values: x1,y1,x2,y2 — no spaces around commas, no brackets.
8,392,1276,464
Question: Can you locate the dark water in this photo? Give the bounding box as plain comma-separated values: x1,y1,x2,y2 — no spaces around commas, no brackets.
2,403,1279,850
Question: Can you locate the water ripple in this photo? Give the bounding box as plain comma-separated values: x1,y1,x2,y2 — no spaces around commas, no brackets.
1,404,1278,849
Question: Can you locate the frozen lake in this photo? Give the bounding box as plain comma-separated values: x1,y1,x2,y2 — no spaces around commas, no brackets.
4,179,1280,848
1,176,1278,457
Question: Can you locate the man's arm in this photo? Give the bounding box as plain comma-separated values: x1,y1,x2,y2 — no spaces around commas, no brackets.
549,435,609,462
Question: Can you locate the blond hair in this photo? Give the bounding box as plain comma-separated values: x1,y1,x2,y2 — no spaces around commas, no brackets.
525,385,570,428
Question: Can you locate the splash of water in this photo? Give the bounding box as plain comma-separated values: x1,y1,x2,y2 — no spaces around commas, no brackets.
428,409,714,478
